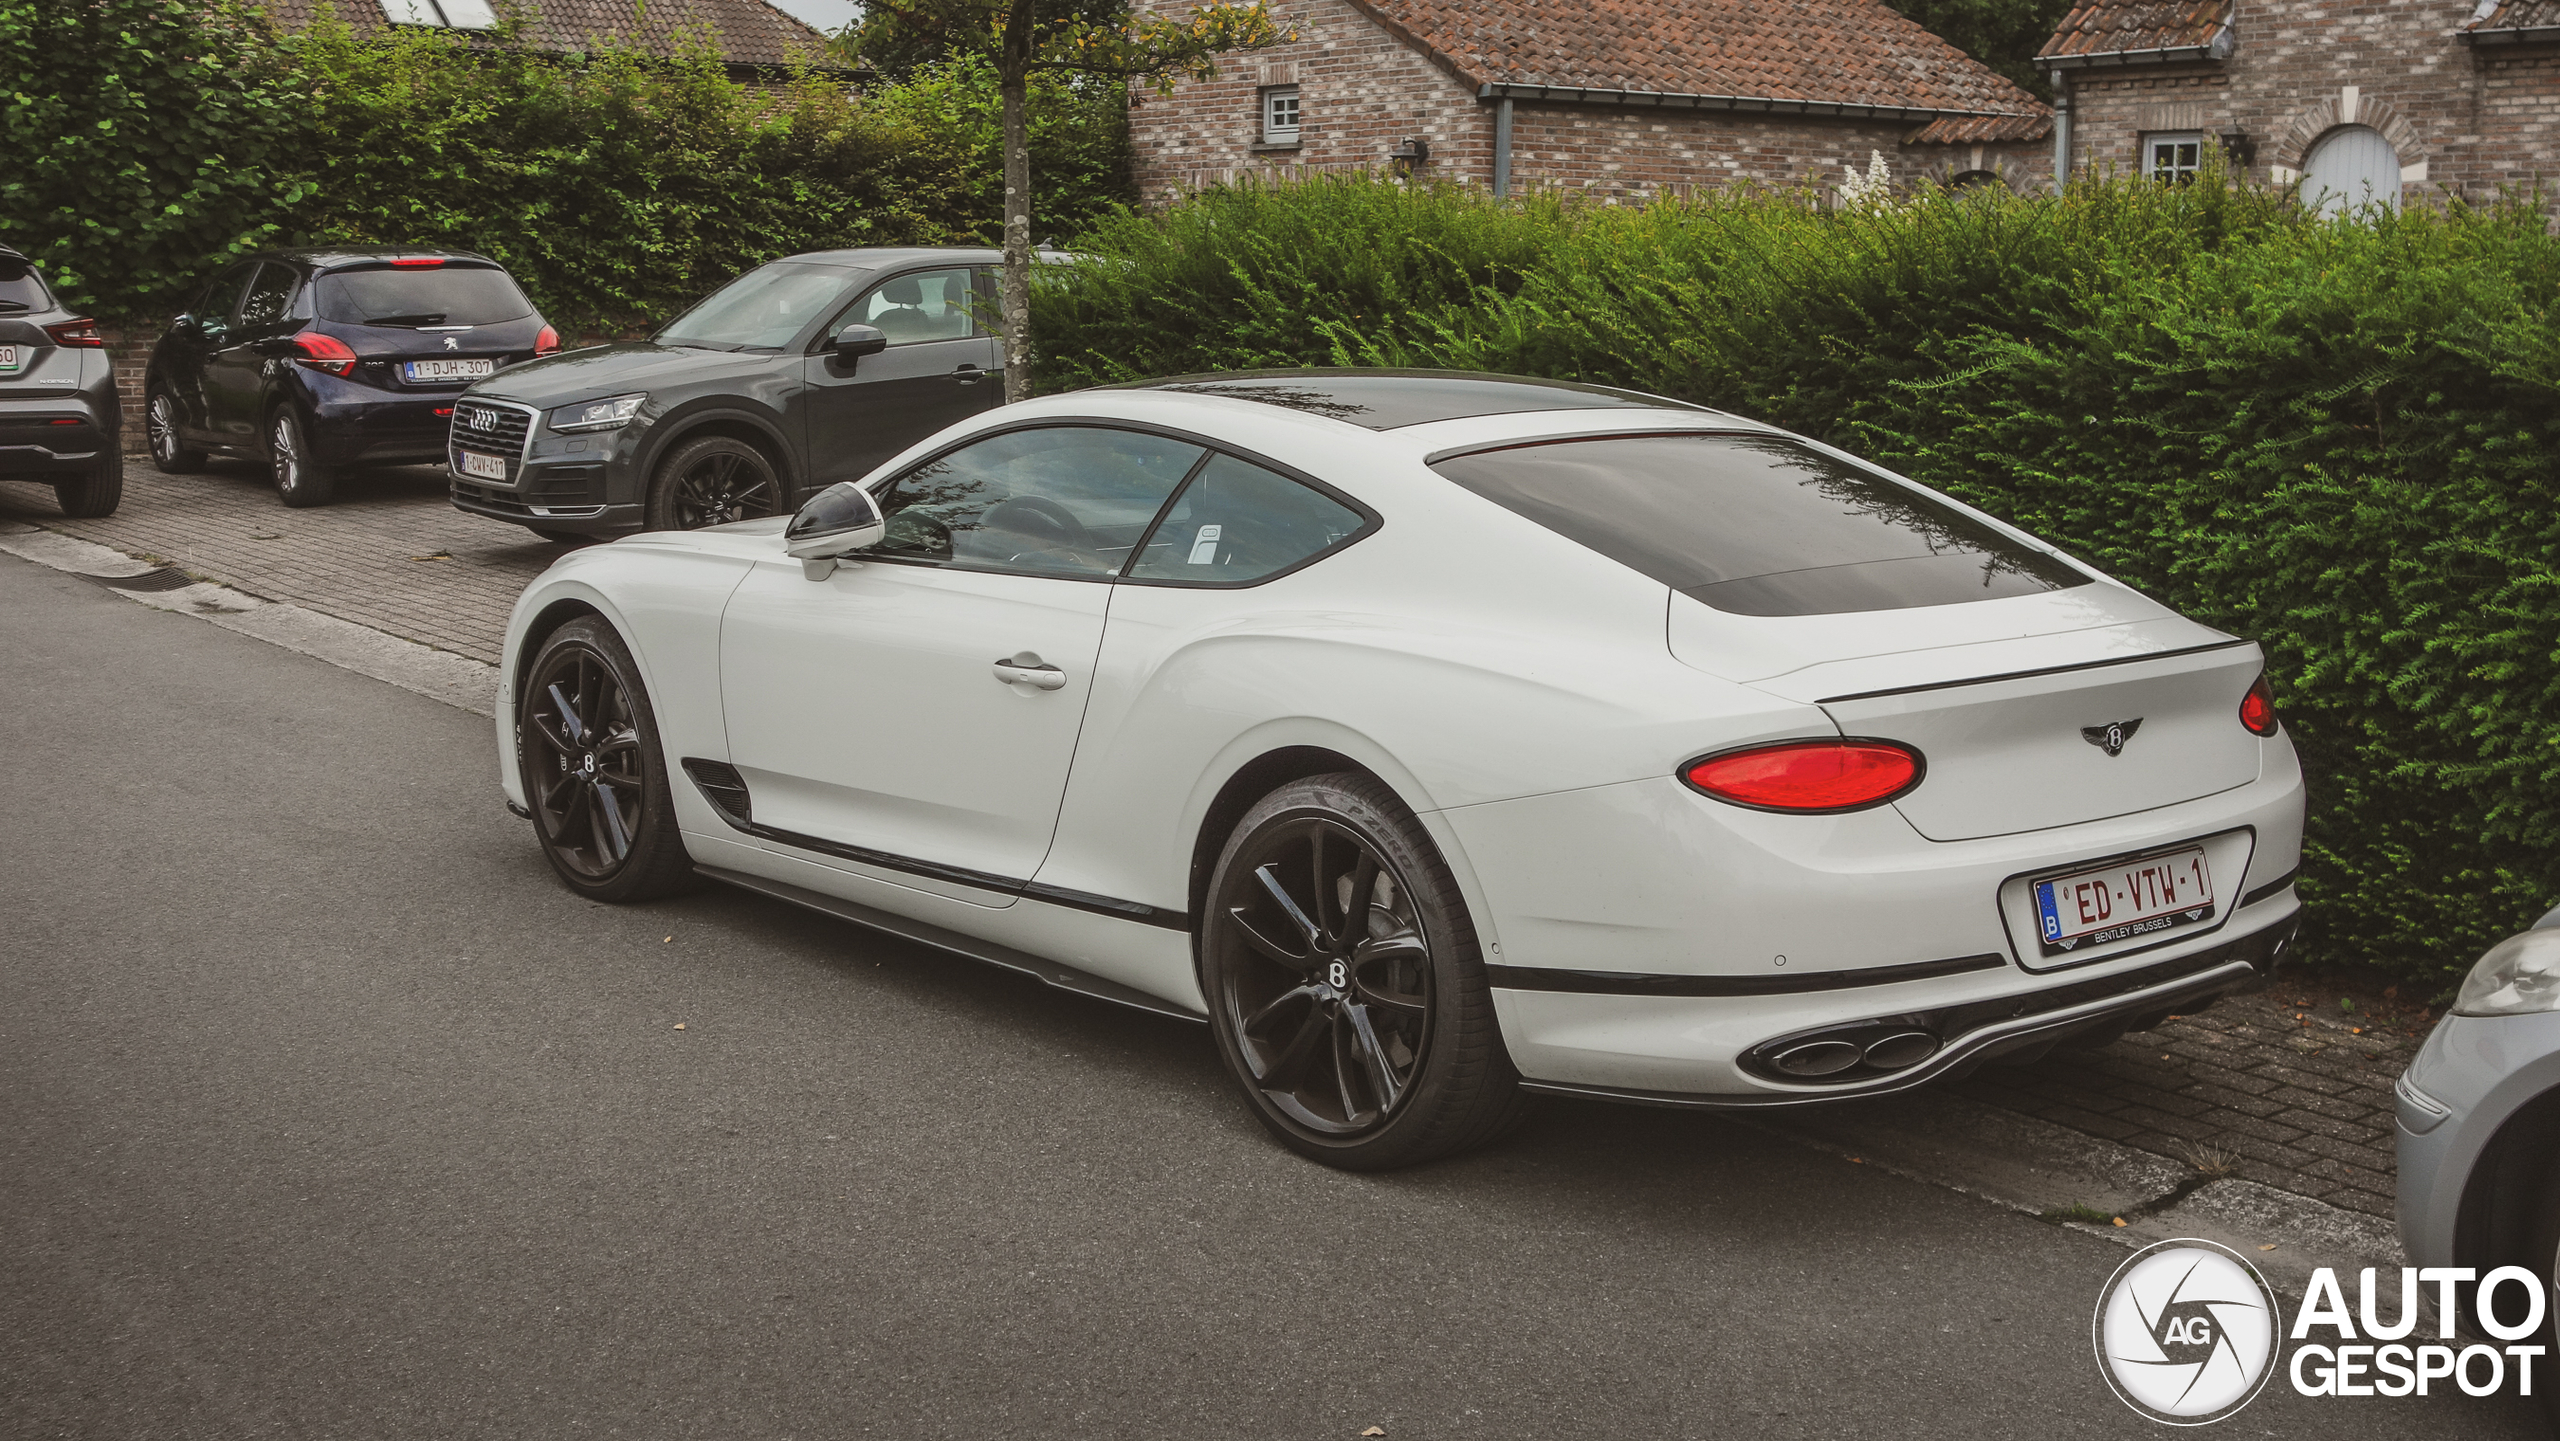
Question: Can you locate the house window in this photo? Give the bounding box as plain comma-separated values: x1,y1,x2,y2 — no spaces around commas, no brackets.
1261,86,1301,146
379,0,497,28
2145,133,2205,185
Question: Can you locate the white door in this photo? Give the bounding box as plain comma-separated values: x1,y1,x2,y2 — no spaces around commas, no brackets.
2305,125,2400,216
717,423,1205,889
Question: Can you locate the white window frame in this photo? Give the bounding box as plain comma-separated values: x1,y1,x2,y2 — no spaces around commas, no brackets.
1260,85,1301,147
2144,132,2205,185
379,0,498,30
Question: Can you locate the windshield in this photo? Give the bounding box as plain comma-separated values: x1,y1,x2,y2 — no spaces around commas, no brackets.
0,257,49,314
314,266,534,327
657,262,859,351
1430,432,2090,616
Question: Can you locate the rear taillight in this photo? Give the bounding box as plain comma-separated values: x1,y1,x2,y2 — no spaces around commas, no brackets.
2239,674,2279,737
1680,739,1924,813
534,325,559,356
42,318,103,349
288,331,359,377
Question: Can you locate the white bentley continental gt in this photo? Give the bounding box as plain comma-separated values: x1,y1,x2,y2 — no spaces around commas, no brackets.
494,370,2307,1169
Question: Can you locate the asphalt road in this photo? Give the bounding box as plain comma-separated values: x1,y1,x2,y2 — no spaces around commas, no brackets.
0,550,2541,1441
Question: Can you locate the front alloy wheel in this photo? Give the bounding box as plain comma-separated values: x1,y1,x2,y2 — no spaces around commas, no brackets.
1202,773,1520,1169
647,434,781,530
520,618,695,901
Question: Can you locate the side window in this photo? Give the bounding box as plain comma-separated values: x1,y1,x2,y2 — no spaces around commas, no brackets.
234,263,299,331
843,266,976,346
870,427,1206,579
1127,453,1368,586
197,264,258,326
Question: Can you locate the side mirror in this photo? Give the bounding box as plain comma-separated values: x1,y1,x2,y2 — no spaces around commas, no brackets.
829,323,888,367
785,481,887,579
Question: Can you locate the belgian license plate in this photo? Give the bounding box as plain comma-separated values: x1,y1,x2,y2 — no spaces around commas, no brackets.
458,449,509,481
0,345,18,373
2033,845,2215,954
405,358,495,382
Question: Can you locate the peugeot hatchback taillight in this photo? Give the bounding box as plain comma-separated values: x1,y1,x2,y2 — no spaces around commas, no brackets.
2239,674,2279,737
1680,739,1924,813
288,331,359,377
42,318,103,349
534,324,559,356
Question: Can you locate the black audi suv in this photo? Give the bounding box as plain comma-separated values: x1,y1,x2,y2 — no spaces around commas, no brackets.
447,247,1022,542
0,245,121,517
146,248,555,506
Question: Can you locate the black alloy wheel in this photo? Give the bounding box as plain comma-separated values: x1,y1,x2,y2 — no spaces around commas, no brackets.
269,408,335,508
1202,772,1521,1169
647,434,781,531
520,617,695,902
146,387,205,473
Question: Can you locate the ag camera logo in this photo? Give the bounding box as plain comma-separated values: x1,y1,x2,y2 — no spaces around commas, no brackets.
2093,1240,2282,1424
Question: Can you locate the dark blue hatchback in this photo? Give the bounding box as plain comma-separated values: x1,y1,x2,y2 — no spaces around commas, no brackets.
144,248,555,506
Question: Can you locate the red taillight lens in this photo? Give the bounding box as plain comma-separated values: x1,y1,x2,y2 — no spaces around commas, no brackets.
389,256,445,268
2239,674,2279,737
288,331,359,377
534,324,559,356
1681,739,1924,813
42,318,103,348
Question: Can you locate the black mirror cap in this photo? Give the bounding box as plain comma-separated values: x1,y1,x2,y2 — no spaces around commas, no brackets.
831,323,889,358
785,481,887,558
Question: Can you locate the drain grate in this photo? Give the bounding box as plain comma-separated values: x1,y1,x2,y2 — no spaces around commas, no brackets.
79,567,200,593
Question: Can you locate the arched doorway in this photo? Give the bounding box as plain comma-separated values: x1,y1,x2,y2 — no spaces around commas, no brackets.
2303,125,2401,215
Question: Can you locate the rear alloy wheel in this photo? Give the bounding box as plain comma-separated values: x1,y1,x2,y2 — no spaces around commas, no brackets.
1202,772,1521,1170
269,408,335,507
53,451,123,518
146,387,206,473
646,434,781,531
520,617,695,902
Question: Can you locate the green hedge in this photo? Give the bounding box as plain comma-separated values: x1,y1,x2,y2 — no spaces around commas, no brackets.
1032,172,2560,989
1,0,1132,329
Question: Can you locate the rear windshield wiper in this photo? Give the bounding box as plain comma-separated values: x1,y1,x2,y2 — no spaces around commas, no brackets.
365,312,449,327
0,300,30,313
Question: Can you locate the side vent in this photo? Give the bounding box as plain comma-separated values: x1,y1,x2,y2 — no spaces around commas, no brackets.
680,758,754,829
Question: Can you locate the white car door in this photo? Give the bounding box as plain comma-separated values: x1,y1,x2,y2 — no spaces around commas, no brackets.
718,423,1207,892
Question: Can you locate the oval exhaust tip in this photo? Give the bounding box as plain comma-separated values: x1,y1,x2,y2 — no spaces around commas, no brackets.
1863,1031,1939,1071
1771,1039,1864,1077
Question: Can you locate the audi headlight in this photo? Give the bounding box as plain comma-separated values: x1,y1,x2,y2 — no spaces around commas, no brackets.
550,393,646,433
2453,929,2560,1017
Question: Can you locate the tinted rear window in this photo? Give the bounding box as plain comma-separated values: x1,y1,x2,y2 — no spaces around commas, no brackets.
0,256,49,312
314,266,534,327
1429,433,2089,616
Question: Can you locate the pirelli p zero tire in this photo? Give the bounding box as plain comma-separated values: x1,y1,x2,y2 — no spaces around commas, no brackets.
1201,771,1522,1170
54,451,123,518
519,617,696,903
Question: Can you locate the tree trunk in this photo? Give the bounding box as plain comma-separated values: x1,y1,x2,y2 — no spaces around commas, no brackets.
997,12,1034,404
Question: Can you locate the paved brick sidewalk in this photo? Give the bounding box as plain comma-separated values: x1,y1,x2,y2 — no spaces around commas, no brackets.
1958,984,2415,1219
0,458,552,664
2,460,2418,1220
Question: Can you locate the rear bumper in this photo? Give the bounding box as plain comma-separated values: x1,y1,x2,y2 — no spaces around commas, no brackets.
299,371,464,466
0,380,119,476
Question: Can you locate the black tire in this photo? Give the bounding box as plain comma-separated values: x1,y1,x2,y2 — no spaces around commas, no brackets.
146,385,206,473
519,617,696,903
1200,771,1521,1170
53,452,123,518
645,433,782,531
269,408,335,508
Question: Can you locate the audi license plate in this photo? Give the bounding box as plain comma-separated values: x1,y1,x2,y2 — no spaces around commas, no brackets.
457,449,509,481
0,345,18,373
405,358,494,382
2033,845,2215,955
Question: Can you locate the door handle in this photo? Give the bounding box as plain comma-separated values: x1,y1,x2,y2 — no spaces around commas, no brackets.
953,364,983,385
991,654,1067,690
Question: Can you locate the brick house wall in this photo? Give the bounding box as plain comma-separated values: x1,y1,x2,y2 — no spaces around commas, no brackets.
1129,0,2053,202
2051,2,2560,208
